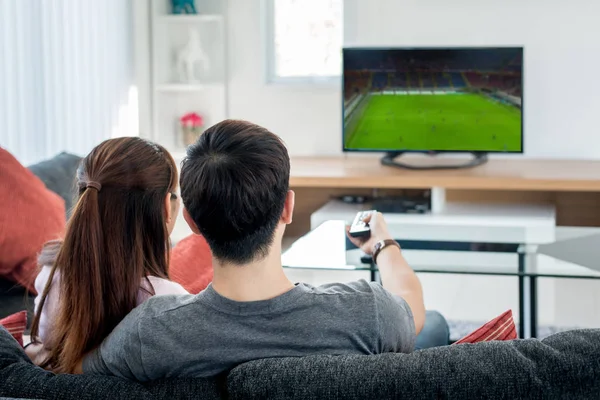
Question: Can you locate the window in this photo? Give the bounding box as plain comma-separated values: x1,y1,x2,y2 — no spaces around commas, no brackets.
266,0,343,83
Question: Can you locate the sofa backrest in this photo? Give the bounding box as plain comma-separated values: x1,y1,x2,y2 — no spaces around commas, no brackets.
226,329,600,399
28,152,82,217
2,326,600,400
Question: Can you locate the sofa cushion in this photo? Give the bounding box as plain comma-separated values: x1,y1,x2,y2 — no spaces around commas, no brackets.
227,329,600,400
0,148,65,294
454,309,516,344
0,278,32,323
170,234,213,294
28,152,82,217
0,311,27,347
0,327,224,400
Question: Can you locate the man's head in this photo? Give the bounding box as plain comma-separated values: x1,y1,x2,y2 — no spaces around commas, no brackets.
180,119,293,264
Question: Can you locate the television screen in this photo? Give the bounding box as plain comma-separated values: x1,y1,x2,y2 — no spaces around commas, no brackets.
343,47,523,153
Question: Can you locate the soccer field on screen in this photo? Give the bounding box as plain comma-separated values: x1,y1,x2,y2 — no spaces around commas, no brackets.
344,93,522,152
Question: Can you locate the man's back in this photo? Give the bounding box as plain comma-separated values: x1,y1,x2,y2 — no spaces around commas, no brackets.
83,280,415,381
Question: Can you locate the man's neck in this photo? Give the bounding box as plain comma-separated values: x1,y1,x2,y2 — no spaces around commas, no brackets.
211,243,294,302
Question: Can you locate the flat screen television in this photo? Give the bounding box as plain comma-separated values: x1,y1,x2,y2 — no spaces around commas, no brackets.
342,47,523,160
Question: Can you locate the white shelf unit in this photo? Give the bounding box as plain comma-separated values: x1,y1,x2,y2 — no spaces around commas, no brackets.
158,14,223,23
155,83,208,92
149,0,228,154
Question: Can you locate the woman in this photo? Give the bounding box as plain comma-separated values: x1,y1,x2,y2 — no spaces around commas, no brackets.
29,137,188,373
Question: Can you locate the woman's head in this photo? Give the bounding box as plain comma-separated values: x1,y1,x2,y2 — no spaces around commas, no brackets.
31,137,179,373
75,137,180,237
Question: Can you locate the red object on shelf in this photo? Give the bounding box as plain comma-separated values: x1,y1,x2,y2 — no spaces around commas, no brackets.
180,112,204,127
180,112,205,146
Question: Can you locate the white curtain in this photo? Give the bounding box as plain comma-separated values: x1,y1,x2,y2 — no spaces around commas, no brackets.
0,0,133,165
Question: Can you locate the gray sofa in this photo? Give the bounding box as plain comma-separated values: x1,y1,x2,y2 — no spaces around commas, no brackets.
1,326,600,399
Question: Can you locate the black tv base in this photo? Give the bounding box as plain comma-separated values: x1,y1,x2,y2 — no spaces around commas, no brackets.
381,152,489,170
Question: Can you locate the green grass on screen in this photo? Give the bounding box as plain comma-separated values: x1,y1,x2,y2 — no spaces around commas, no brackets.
345,93,522,152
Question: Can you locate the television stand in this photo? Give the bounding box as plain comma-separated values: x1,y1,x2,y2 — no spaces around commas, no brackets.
381,152,488,170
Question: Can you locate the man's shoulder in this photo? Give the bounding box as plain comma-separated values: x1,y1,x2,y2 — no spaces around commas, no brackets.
299,280,400,314
303,279,379,296
132,293,199,322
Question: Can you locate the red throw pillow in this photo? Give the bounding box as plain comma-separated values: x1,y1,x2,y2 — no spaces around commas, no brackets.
170,234,213,294
0,311,27,347
454,310,517,344
0,148,65,293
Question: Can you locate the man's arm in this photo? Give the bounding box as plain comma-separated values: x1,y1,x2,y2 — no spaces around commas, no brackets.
375,244,425,334
347,212,426,334
82,310,147,381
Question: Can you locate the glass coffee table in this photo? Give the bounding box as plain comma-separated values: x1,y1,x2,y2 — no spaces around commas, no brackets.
282,220,600,339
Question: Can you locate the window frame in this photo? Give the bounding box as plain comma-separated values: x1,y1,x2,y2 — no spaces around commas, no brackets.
263,0,342,85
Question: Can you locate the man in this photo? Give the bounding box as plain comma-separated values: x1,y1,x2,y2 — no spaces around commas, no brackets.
82,120,449,381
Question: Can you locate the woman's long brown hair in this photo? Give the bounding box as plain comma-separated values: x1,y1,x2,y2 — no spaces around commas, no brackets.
30,137,178,373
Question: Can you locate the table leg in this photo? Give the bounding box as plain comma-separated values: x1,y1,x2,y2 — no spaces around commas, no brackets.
370,263,376,282
530,277,538,338
518,253,526,339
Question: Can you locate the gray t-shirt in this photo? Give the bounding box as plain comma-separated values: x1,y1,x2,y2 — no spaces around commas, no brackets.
83,280,415,381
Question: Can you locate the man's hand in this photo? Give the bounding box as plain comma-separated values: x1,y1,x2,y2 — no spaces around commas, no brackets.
346,211,393,255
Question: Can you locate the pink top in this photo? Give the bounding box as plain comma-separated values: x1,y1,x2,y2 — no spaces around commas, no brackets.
34,265,188,347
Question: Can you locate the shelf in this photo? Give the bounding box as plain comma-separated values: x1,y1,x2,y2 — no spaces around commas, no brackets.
148,7,228,158
157,14,223,23
287,156,600,191
155,83,223,93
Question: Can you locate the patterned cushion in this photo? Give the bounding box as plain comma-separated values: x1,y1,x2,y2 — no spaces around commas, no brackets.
454,310,517,344
0,311,27,347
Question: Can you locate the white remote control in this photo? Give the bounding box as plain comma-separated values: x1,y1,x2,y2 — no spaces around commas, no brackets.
349,210,375,238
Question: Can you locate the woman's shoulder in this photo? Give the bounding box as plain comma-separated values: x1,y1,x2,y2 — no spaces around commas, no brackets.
143,276,189,296
34,265,61,346
34,265,59,294
136,276,189,306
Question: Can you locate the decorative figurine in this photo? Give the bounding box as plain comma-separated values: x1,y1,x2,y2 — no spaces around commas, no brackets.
175,28,210,83
171,0,197,14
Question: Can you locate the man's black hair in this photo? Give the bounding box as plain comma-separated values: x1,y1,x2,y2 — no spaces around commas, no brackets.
180,119,290,264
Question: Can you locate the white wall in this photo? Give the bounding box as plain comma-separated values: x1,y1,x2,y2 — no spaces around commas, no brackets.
228,0,600,159
227,0,341,156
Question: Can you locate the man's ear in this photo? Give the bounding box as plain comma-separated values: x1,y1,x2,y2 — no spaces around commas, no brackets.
183,208,201,235
280,190,295,225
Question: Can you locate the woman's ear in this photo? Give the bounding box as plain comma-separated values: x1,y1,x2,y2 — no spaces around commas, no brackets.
165,192,180,235
164,193,173,222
